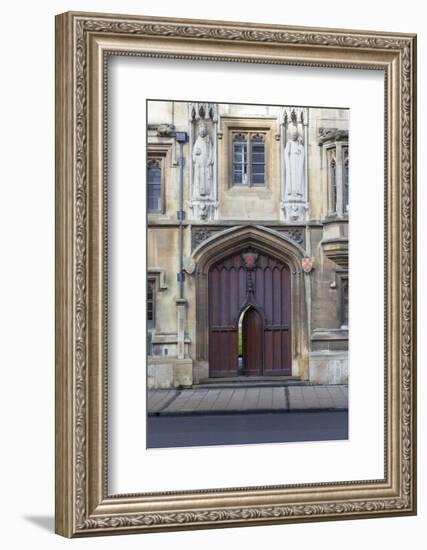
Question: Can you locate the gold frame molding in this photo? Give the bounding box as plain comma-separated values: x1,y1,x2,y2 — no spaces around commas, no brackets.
55,11,417,537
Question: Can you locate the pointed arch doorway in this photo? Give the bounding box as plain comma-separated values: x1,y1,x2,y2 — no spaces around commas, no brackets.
208,248,292,378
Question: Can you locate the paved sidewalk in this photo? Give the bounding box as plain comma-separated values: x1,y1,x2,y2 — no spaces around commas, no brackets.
147,385,348,416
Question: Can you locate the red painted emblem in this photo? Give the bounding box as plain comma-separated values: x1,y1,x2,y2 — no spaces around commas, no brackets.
242,251,259,270
302,256,313,273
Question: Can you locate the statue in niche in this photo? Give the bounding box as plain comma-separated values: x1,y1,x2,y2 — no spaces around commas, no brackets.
284,124,305,198
193,122,214,198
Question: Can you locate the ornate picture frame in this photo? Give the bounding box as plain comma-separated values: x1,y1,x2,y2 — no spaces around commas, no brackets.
55,11,417,537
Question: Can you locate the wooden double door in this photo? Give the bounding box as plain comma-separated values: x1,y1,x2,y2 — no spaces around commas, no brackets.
208,249,292,378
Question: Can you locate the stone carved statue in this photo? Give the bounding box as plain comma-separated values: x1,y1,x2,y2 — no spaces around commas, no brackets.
192,123,213,198
284,125,305,198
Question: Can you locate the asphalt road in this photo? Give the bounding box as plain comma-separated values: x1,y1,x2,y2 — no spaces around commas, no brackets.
147,411,348,448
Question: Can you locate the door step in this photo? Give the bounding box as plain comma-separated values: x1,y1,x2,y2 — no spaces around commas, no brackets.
196,376,307,389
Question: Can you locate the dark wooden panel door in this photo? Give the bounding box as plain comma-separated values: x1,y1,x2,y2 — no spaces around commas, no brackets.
208,249,291,377
242,307,263,375
259,259,292,376
208,256,245,377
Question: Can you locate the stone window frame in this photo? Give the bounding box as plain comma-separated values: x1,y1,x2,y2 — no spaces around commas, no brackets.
219,117,276,191
146,269,168,328
146,269,168,355
230,130,267,187
147,159,162,213
146,145,169,215
323,140,349,218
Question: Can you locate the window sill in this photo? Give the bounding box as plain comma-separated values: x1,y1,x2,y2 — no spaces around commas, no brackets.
226,184,271,193
322,215,349,225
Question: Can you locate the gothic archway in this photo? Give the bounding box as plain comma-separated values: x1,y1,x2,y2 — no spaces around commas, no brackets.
191,225,309,381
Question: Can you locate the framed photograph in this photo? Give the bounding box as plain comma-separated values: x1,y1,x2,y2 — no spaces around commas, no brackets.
55,11,417,537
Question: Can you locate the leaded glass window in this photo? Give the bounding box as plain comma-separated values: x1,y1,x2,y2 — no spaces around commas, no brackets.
330,155,337,213
231,131,266,187
341,277,349,327
343,147,349,212
147,159,162,213
147,279,155,328
232,134,248,185
251,134,265,186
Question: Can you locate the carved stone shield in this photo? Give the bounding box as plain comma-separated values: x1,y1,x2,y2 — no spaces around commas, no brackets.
302,256,314,273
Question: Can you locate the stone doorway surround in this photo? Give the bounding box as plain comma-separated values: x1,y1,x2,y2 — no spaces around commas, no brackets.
190,224,309,383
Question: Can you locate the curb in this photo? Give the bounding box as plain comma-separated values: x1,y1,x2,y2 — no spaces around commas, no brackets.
148,407,348,417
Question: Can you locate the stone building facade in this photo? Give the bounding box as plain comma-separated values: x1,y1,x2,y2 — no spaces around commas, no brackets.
146,101,349,389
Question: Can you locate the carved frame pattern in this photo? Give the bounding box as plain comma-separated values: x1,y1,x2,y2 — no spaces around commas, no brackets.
55,11,416,537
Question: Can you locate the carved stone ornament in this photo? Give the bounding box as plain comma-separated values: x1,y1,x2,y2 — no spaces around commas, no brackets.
190,102,218,122
281,200,308,223
281,227,305,246
156,123,176,137
302,256,314,273
192,227,218,248
317,127,349,145
183,256,196,275
192,227,304,250
55,12,416,538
